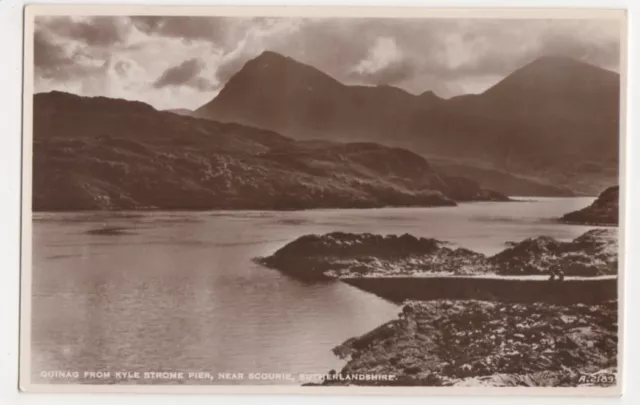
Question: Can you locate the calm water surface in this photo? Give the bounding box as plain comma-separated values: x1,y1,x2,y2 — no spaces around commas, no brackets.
31,197,600,384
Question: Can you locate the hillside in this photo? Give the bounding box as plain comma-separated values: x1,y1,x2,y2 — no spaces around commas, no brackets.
195,52,620,196
562,186,619,225
429,158,575,197
32,91,506,211
164,108,192,116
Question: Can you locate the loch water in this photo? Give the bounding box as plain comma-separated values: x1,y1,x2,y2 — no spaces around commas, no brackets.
30,197,600,384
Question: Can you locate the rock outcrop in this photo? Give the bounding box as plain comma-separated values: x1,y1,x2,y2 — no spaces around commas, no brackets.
489,229,617,276
258,232,491,280
323,300,617,387
258,229,618,279
562,186,619,226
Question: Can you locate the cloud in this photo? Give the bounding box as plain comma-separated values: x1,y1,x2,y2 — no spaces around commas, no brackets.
34,27,112,82
39,16,131,46
213,18,303,84
32,15,622,108
350,37,415,85
34,29,69,73
130,16,225,43
154,58,204,89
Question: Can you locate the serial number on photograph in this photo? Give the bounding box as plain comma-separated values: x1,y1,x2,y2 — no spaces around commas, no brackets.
577,373,617,385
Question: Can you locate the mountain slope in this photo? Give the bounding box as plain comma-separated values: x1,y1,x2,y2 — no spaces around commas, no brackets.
193,51,438,145
422,56,620,180
165,108,192,116
195,52,620,196
429,158,575,197
32,91,506,211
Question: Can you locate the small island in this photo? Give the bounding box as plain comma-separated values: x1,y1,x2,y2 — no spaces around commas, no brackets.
258,229,617,280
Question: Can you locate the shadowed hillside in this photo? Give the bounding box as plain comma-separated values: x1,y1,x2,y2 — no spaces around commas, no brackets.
562,186,619,226
33,91,506,211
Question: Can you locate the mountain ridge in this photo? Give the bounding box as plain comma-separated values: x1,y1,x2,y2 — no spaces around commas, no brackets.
32,91,507,211
194,51,620,196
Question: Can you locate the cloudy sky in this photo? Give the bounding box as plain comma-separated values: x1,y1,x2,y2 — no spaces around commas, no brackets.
34,16,621,110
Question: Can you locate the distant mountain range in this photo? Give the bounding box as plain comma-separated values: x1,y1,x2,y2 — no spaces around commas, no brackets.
165,108,192,116
32,91,506,211
193,51,620,196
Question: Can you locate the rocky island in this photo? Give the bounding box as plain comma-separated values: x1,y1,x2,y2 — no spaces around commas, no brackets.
258,228,618,279
562,186,619,226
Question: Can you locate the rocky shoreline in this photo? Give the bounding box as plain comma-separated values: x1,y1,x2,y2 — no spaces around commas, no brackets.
562,186,619,226
257,227,619,387
258,228,617,280
321,300,617,387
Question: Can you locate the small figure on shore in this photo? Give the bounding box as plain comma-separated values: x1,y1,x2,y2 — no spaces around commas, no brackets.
548,268,565,281
399,305,415,320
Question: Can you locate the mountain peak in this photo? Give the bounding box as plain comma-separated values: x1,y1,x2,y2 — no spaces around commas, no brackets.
231,50,340,85
254,50,289,61
523,55,618,78
193,49,345,123
244,50,300,70
520,55,616,75
529,55,584,66
418,90,442,103
482,55,618,99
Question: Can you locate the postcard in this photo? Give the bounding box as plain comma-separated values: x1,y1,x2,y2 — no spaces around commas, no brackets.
20,4,626,395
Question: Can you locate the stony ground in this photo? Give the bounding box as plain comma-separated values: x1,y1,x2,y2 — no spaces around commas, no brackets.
489,228,618,276
325,299,618,387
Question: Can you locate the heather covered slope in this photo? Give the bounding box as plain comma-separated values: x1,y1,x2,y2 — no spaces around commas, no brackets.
32,91,505,211
195,52,620,196
562,186,619,225
258,229,617,279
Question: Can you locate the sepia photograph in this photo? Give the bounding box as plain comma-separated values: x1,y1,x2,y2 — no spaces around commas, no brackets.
20,5,626,395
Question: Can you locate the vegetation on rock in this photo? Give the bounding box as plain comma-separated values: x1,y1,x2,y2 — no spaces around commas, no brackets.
324,299,617,387
259,229,617,279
